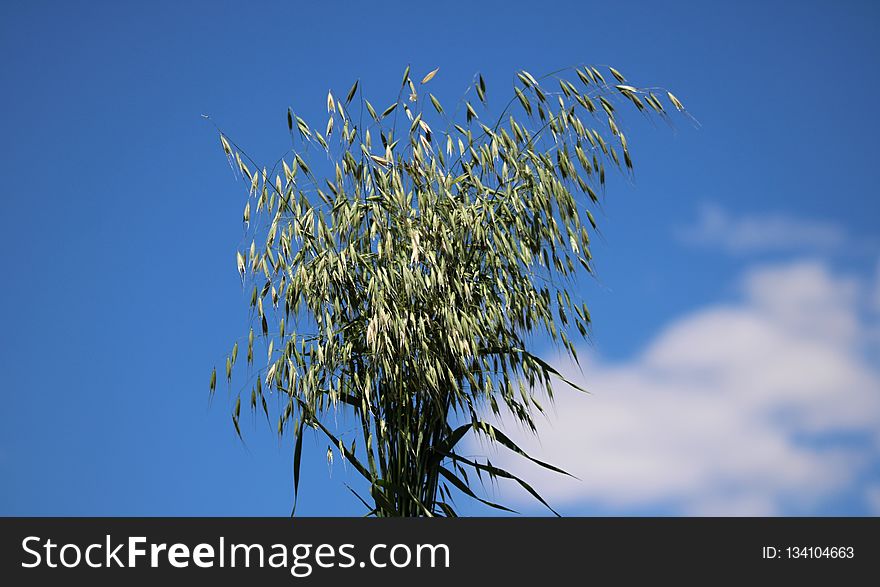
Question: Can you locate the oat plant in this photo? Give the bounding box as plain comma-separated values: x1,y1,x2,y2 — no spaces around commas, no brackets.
210,65,687,516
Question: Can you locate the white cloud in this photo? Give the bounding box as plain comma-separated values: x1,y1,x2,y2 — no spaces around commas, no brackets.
472,260,880,515
677,204,850,254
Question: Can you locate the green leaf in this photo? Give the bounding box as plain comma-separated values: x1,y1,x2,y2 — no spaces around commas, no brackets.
475,421,576,478
291,419,304,516
438,466,517,513
345,79,359,104
444,452,562,516
381,102,398,118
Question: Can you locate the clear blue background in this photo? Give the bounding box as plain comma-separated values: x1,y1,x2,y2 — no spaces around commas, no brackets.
1,0,878,515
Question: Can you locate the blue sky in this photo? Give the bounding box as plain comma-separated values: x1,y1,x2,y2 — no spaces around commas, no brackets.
1,0,878,516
